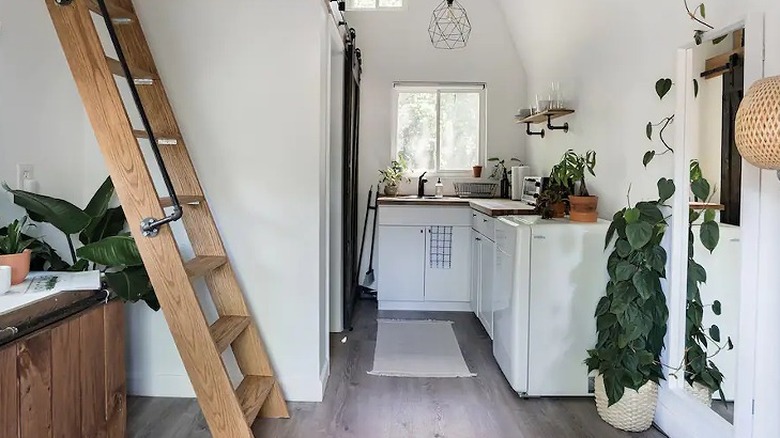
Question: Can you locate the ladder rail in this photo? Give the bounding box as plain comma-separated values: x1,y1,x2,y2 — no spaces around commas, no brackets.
95,0,183,237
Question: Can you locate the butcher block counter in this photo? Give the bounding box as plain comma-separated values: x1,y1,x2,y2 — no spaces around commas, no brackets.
0,291,125,438
378,196,537,217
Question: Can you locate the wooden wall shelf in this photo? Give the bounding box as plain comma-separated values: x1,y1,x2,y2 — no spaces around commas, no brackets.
515,109,575,137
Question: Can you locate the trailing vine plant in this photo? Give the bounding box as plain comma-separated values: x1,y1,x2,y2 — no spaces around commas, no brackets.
589,0,733,407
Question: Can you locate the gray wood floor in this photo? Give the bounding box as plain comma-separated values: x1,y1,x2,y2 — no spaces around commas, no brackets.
128,301,668,438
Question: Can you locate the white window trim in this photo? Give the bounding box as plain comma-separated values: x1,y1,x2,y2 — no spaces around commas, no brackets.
346,0,407,12
391,82,487,178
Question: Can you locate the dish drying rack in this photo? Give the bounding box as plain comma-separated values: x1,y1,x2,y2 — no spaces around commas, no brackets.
453,182,497,198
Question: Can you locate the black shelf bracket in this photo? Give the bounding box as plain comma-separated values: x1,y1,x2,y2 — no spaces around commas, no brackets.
547,115,569,133
526,123,545,138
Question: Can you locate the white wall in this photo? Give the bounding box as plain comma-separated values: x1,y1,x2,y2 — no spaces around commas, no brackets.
0,0,91,258
495,0,780,435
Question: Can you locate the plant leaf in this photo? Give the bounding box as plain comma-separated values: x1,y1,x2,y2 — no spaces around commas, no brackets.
76,236,143,267
693,79,700,98
595,296,611,317
105,266,154,304
643,150,656,168
633,270,661,301
3,183,91,235
616,261,638,282
626,222,653,250
709,325,721,343
80,207,126,245
656,78,673,100
691,178,711,202
704,208,716,223
699,3,706,18
646,123,653,140
713,34,728,45
712,300,722,316
700,221,720,253
83,177,114,221
658,178,676,203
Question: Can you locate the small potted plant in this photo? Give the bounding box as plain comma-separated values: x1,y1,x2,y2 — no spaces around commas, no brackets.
472,164,484,178
563,149,599,222
0,217,35,285
536,156,572,218
379,154,410,197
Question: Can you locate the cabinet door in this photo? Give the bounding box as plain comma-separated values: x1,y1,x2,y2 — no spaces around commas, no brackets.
424,227,471,302
377,226,426,302
470,230,482,315
479,239,496,338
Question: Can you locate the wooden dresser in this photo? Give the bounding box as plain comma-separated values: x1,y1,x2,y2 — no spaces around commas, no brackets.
0,292,125,438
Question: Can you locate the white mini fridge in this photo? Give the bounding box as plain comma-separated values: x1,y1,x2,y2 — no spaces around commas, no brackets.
493,216,610,396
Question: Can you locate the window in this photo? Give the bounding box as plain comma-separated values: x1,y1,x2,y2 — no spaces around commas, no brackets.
393,83,485,174
346,0,404,11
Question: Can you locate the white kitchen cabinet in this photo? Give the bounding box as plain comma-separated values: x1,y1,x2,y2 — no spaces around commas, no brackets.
470,229,482,314
425,226,471,302
479,237,495,338
377,226,426,302
377,205,472,311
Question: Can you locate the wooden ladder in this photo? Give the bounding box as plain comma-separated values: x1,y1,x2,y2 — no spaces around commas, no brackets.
45,1,289,436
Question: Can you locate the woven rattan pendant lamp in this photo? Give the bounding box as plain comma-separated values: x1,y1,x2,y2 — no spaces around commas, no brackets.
735,75,780,169
429,0,472,49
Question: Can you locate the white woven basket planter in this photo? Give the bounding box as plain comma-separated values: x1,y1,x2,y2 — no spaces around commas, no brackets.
594,374,659,433
685,381,714,407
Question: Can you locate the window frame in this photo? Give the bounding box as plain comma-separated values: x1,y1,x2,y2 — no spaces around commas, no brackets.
391,82,487,177
345,0,407,12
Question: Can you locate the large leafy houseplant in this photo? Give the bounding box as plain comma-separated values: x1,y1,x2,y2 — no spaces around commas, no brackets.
586,178,675,406
536,154,573,219
3,178,158,310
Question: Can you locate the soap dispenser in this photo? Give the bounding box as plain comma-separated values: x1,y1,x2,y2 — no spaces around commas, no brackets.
435,178,444,198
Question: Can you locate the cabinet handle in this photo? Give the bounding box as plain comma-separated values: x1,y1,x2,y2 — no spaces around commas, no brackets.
483,219,488,223
421,229,424,234
475,237,482,241
533,235,546,239
473,213,477,217
729,238,740,243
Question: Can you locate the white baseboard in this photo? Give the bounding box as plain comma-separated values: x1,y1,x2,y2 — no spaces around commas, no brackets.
128,373,195,398
378,300,472,312
655,387,733,438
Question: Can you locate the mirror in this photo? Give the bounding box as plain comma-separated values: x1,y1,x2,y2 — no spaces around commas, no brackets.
676,27,746,425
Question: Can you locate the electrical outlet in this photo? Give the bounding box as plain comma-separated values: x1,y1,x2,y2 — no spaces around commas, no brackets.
17,164,34,190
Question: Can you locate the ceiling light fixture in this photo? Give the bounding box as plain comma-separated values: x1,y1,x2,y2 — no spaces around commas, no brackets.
428,0,472,50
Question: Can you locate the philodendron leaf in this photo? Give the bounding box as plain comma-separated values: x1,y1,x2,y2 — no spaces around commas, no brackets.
646,123,653,140
656,78,673,100
709,325,721,343
633,269,661,301
3,183,91,235
624,208,641,224
704,208,716,223
700,220,720,253
693,79,700,98
691,178,711,202
713,34,728,45
699,3,706,18
626,222,653,250
643,150,656,168
712,300,722,316
658,178,675,203
76,236,143,267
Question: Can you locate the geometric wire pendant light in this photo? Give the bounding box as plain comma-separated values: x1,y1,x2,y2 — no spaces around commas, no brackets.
428,0,472,50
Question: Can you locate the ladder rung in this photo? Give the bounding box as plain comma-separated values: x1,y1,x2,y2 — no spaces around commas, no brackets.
235,376,275,426
87,0,136,23
184,256,228,278
106,57,156,85
210,316,251,353
159,195,204,208
133,129,181,146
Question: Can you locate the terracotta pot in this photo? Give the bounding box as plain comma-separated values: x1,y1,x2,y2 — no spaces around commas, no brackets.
384,184,399,197
0,249,32,285
472,165,483,178
551,201,566,218
595,374,659,433
569,195,599,222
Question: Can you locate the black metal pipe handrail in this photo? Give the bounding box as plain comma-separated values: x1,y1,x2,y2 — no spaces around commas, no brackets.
95,0,183,237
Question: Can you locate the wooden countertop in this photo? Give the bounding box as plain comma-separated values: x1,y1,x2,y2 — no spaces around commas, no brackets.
378,196,537,217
